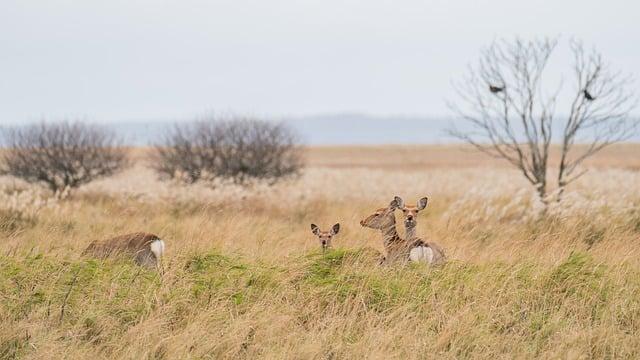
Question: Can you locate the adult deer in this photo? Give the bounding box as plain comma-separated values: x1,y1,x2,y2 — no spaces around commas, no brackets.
394,196,446,265
83,232,165,269
360,198,444,265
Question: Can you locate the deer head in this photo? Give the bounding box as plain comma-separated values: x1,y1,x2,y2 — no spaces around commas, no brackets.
359,198,399,231
394,196,428,230
310,223,340,251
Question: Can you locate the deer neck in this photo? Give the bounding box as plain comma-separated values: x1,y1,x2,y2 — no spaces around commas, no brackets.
380,222,403,250
405,224,417,240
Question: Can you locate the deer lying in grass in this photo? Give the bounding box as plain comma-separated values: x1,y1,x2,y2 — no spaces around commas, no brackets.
83,232,165,269
311,223,340,253
360,198,444,265
394,196,446,265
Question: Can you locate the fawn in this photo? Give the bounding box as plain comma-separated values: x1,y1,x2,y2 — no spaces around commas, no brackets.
310,223,340,252
394,196,446,265
83,232,165,269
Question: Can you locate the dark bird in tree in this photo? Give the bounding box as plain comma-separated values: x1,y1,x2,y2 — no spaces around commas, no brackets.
450,37,636,206
583,89,595,101
489,85,504,93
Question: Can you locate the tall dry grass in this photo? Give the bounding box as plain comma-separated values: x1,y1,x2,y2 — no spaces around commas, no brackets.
1,145,639,359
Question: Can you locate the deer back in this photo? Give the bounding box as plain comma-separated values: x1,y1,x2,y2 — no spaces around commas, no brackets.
84,232,160,258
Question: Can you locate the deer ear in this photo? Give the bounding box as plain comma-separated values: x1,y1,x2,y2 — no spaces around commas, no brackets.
389,199,398,210
310,224,320,235
393,196,404,209
331,223,340,235
417,197,428,210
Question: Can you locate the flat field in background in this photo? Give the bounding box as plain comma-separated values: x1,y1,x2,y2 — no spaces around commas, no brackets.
1,144,640,359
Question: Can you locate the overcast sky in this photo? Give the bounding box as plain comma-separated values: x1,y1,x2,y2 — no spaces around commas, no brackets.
1,0,638,124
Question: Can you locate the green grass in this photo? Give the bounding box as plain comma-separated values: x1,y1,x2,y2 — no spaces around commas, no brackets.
1,250,639,358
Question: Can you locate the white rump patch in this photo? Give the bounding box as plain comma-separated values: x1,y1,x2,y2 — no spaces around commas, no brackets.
409,246,434,264
150,239,165,259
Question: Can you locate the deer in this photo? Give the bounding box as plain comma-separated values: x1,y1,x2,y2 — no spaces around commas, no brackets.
360,198,439,265
310,223,340,253
394,195,446,265
83,232,166,269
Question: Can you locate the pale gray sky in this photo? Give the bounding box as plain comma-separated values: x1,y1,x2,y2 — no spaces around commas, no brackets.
1,0,638,124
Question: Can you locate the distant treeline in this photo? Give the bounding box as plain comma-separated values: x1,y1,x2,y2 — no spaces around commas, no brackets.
2,115,639,147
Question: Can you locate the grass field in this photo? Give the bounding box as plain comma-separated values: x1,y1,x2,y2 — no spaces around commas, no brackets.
1,144,640,359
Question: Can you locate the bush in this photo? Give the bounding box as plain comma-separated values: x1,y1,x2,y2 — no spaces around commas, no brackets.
152,117,303,184
0,121,128,192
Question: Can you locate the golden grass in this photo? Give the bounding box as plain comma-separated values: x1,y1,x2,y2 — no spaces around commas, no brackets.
1,145,640,359
304,143,640,170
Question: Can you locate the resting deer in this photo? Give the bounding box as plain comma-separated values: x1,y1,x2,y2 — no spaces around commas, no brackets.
359,198,428,264
394,196,446,265
310,223,340,252
83,232,165,269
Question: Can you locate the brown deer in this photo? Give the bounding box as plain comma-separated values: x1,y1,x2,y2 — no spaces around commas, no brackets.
359,198,414,264
394,195,446,265
310,223,340,252
83,232,165,269
360,198,444,265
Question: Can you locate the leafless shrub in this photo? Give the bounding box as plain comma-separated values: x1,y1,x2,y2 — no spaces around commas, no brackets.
449,37,637,205
0,121,128,192
151,117,303,185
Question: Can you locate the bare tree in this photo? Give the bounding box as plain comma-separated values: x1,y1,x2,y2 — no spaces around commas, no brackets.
1,121,128,192
557,40,637,199
151,117,303,184
151,121,223,183
214,119,303,183
449,37,637,204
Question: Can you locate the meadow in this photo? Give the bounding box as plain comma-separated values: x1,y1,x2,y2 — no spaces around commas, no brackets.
1,144,640,359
